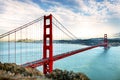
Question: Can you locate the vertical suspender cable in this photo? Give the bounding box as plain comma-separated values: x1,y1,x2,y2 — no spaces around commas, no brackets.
34,24,36,60
34,25,36,60
0,39,2,62
53,16,79,40
20,29,22,64
38,20,40,60
29,25,33,60
25,28,28,61
33,25,35,60
0,39,1,62
15,32,16,63
32,26,34,60
40,21,41,59
8,35,10,62
53,23,74,40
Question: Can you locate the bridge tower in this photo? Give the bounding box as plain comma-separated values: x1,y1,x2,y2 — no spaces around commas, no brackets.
43,14,53,74
104,34,108,48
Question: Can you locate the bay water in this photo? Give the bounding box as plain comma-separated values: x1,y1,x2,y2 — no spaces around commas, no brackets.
0,42,120,80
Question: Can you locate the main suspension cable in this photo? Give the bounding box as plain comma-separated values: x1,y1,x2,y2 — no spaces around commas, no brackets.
53,16,79,40
0,16,44,39
53,22,74,40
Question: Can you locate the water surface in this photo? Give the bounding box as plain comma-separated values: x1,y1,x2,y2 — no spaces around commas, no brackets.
0,42,120,80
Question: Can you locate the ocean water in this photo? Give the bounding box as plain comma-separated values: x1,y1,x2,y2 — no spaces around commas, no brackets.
0,42,120,80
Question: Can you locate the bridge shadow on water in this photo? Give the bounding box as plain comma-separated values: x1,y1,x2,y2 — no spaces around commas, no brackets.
88,47,110,65
85,47,120,80
67,47,111,78
99,47,110,55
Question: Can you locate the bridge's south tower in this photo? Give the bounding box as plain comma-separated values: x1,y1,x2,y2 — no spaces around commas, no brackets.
43,14,53,74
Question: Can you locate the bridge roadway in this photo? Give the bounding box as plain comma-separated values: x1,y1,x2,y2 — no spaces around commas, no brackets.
22,43,107,68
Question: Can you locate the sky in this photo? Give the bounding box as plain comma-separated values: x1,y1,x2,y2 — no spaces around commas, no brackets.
0,0,120,39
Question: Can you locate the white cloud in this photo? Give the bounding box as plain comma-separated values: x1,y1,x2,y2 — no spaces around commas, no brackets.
0,0,119,39
75,0,120,21
0,0,45,31
47,5,117,39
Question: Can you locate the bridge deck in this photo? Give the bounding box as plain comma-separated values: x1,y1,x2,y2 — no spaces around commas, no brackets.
22,43,106,68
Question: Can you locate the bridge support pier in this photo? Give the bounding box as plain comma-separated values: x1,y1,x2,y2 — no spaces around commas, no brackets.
43,14,53,74
104,34,108,48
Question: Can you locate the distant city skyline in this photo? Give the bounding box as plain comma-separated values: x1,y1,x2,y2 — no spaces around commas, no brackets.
0,0,120,39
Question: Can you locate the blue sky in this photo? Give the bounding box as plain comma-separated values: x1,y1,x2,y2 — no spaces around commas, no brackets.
0,0,120,39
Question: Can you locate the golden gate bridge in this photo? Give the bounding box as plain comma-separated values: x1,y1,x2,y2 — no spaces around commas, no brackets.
0,14,108,74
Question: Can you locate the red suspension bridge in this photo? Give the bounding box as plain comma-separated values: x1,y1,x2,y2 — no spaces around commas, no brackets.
0,14,108,74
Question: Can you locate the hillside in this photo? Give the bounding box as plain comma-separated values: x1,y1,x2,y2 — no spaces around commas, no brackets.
0,62,89,80
54,38,120,46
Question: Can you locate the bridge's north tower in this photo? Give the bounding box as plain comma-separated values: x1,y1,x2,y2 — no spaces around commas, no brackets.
104,34,108,48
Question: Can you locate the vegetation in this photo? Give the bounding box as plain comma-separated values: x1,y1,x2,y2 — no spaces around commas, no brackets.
46,69,89,80
0,62,46,80
0,62,90,80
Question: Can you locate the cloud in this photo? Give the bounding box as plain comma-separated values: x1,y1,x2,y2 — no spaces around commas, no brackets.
75,0,120,20
0,0,119,39
47,5,117,38
0,0,45,32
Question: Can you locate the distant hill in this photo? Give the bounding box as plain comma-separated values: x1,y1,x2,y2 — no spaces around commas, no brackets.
54,38,120,46
17,38,34,42
17,38,120,46
114,32,120,37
